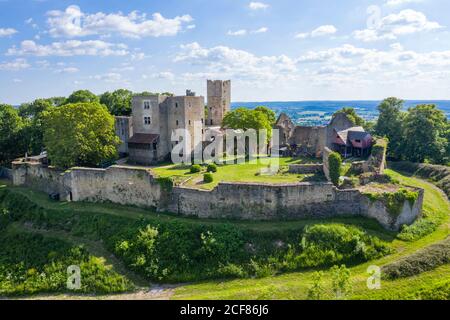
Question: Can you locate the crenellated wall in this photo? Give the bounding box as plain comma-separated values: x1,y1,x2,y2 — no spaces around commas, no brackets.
11,161,423,231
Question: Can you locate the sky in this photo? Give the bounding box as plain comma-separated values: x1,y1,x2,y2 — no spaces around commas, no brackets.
0,0,450,104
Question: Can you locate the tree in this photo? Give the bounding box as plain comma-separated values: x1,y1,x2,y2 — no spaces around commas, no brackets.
254,106,276,126
19,99,55,155
100,89,133,116
375,97,405,159
0,104,27,165
66,90,99,104
42,102,120,168
222,107,273,140
334,107,365,126
307,271,326,300
330,265,352,299
402,104,448,164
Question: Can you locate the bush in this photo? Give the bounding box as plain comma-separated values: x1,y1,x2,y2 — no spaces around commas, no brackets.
203,173,214,183
328,152,342,186
296,224,390,268
382,237,450,280
0,231,132,296
207,163,218,173
190,164,202,173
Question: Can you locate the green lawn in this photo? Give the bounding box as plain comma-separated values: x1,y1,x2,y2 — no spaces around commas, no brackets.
151,156,325,190
172,170,450,300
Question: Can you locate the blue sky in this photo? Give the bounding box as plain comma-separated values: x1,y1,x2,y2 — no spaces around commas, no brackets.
1,0,450,104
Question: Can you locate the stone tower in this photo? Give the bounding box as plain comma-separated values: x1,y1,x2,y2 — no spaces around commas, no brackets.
207,80,231,126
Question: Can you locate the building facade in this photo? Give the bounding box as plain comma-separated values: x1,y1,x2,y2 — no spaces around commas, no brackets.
275,112,373,158
116,80,231,165
207,80,231,126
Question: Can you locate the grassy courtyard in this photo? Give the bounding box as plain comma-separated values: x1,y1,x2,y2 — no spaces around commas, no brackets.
150,156,325,190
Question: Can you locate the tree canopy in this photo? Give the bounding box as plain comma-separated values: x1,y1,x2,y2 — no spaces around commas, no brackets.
375,97,405,159
222,107,274,142
100,89,133,116
402,104,448,164
42,102,120,168
66,90,99,104
0,104,27,165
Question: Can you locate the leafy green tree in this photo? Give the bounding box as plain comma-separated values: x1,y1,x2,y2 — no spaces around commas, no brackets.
100,89,133,116
307,271,326,300
42,102,120,168
0,104,27,164
254,106,276,126
18,99,55,155
375,97,405,159
330,265,352,299
402,104,448,164
222,107,273,140
66,90,99,104
334,107,365,126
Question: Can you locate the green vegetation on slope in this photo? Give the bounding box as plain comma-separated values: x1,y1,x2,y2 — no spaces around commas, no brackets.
0,225,132,296
0,166,448,299
172,170,449,300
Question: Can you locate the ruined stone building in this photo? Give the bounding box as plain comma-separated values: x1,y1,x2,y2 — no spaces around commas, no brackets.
207,80,231,126
116,80,231,165
275,112,373,158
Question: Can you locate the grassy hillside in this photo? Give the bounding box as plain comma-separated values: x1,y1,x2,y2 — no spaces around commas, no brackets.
0,166,448,300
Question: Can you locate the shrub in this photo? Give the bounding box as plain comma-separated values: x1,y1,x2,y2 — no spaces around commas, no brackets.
382,237,450,280
297,224,390,268
0,231,132,296
207,163,218,173
190,164,202,173
328,152,342,186
331,265,352,299
203,173,214,183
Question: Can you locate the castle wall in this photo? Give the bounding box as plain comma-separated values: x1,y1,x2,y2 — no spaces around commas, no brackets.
11,161,423,231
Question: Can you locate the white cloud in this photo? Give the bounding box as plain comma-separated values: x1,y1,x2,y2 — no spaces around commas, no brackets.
91,73,123,83
385,0,425,7
249,2,269,10
295,25,337,39
0,58,30,71
251,27,268,34
174,42,297,82
13,79,22,83
354,9,443,42
46,5,193,38
7,40,129,56
227,29,247,36
55,67,79,73
0,28,18,37
227,27,268,36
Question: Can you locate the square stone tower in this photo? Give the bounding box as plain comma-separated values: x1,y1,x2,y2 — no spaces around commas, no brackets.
207,80,231,126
